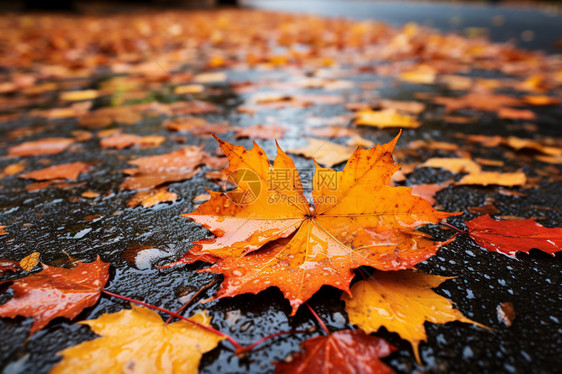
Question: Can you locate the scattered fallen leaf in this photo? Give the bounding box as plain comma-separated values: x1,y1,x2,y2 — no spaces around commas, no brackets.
505,137,562,156
287,137,356,167
121,147,226,190
497,302,516,327
498,108,536,120
19,252,40,271
275,330,396,374
51,305,223,374
355,108,420,128
8,138,75,157
465,214,562,257
523,95,560,106
0,226,8,235
457,171,526,186
81,190,99,199
2,162,26,176
193,193,211,203
100,133,165,149
127,188,178,208
234,124,288,139
434,92,522,112
419,158,481,174
342,270,487,364
306,126,358,138
0,257,110,335
19,162,91,181
60,90,99,102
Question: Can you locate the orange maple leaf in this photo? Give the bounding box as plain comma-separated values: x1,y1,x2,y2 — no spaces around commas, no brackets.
0,257,110,335
173,133,459,314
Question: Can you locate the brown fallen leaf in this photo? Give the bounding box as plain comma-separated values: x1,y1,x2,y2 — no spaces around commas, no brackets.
419,158,481,174
347,135,374,148
0,226,8,235
121,147,226,190
355,108,420,128
234,124,288,140
100,134,165,149
497,302,516,327
379,99,426,114
19,162,91,181
306,126,358,138
498,108,536,120
127,188,178,208
192,193,211,203
434,92,522,112
81,190,100,199
287,137,355,167
8,138,75,157
2,162,26,176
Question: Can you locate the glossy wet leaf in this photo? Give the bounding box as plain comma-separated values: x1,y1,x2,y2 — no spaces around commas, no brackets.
172,135,458,314
0,257,110,335
342,270,488,364
275,330,396,374
51,305,223,374
465,214,562,257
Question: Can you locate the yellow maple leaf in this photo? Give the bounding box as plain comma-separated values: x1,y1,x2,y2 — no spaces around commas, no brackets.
342,270,489,364
51,305,224,374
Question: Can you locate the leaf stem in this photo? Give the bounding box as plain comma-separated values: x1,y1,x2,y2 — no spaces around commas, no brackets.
441,222,467,234
102,289,243,351
236,330,309,354
306,303,329,335
165,278,219,324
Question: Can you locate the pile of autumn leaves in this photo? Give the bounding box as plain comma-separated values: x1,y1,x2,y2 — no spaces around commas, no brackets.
1,133,561,373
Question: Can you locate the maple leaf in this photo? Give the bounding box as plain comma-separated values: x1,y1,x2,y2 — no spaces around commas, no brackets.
51,305,223,374
173,134,458,315
342,270,488,364
275,330,396,374
0,257,110,335
465,214,562,257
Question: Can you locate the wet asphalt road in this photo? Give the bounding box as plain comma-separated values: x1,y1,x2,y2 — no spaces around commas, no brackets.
0,2,562,374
